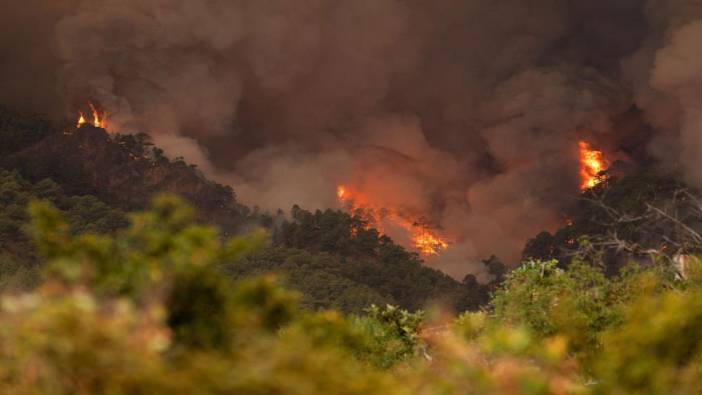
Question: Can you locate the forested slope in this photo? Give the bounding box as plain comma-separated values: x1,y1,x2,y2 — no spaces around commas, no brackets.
0,107,486,312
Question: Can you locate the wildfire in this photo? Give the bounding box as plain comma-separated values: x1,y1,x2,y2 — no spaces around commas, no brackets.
336,184,449,256
578,140,608,190
77,113,87,128
76,103,108,129
337,185,347,200
412,228,449,256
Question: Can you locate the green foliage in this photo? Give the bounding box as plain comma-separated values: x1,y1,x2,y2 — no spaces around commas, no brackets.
2,105,248,239
365,304,424,350
594,287,702,394
491,260,624,364
0,170,127,240
276,206,487,312
0,101,483,315
0,170,127,292
0,106,54,156
452,311,489,340
0,252,40,292
522,172,694,275
492,259,569,336
406,323,582,395
29,196,282,351
229,274,299,331
681,255,702,288
486,254,702,391
0,289,174,395
0,195,407,394
227,247,393,313
282,310,420,369
166,266,234,350
2,191,702,394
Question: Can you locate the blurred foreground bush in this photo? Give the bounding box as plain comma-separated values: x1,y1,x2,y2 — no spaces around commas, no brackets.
0,196,700,394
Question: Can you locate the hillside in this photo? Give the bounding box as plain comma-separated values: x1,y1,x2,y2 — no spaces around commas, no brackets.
5,105,697,314
0,169,127,291
5,184,701,395
0,107,487,312
2,117,247,235
4,2,702,392
523,170,702,276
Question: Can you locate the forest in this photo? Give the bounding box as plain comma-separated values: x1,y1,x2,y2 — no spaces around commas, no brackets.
6,1,702,392
1,105,702,394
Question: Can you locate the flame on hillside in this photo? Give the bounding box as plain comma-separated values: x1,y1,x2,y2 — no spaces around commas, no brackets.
77,103,108,129
578,140,608,190
336,185,449,256
77,113,87,128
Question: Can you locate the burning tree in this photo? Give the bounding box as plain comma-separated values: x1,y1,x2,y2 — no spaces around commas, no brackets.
578,140,609,190
76,102,108,129
336,184,449,256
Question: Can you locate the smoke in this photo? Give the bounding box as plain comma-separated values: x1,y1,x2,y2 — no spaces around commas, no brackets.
5,0,702,279
623,1,702,187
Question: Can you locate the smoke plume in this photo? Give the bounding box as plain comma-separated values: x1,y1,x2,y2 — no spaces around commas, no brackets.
4,0,702,279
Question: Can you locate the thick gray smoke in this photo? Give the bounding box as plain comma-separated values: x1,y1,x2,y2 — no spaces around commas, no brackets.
4,0,702,279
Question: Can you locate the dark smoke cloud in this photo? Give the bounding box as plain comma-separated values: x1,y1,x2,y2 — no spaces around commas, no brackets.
0,0,79,116
622,0,702,186
4,0,702,279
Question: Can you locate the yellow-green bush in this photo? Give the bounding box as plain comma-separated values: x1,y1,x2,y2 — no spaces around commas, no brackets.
1,195,701,394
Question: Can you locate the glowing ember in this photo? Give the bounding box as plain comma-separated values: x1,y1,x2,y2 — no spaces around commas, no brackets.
336,184,449,256
578,140,608,190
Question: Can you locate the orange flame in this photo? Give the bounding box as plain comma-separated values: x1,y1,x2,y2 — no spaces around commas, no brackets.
89,103,107,128
412,228,449,256
77,113,87,128
578,141,608,190
336,184,449,256
76,103,108,129
337,185,347,200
